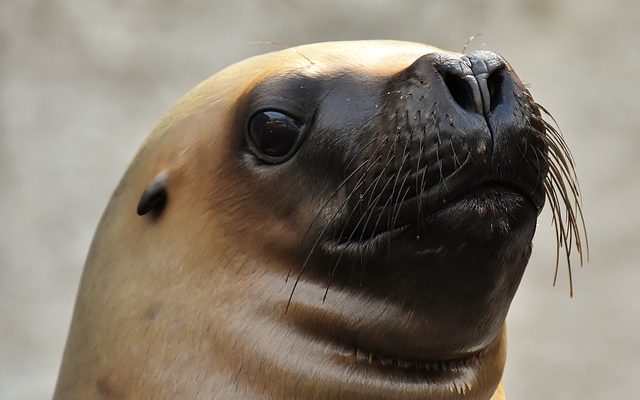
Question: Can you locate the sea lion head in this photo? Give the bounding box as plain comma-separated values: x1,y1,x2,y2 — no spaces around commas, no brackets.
55,41,585,400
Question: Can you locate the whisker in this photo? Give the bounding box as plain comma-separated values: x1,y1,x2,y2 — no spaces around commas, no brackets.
415,125,426,234
359,193,396,286
286,133,392,283
390,184,412,233
286,156,384,311
323,184,388,301
344,132,384,172
389,138,412,226
529,102,589,297
286,159,369,282
357,174,396,244
323,154,410,300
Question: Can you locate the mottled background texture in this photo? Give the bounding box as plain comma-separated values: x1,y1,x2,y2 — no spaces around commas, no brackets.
1,1,638,399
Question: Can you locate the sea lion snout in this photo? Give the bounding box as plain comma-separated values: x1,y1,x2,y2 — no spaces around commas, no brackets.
343,50,546,242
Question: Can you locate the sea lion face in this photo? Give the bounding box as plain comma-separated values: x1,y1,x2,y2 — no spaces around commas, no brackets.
203,42,548,398
55,41,583,400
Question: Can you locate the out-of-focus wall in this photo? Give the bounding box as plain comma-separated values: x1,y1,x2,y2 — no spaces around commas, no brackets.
1,1,638,398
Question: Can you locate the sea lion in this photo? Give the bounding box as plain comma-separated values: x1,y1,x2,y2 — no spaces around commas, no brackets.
53,40,586,400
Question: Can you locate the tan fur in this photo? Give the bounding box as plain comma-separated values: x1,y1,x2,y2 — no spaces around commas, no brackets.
55,41,510,400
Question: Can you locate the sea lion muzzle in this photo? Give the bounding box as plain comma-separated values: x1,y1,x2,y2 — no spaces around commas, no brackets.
333,50,547,252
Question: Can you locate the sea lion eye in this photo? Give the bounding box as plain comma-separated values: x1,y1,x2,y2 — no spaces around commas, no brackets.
247,110,305,163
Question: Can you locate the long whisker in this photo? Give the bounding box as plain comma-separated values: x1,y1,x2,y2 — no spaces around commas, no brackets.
358,192,396,287
285,134,390,283
389,137,412,226
390,184,412,233
323,179,392,301
322,129,412,300
528,102,589,296
285,160,368,282
355,170,400,265
286,152,387,311
415,124,426,234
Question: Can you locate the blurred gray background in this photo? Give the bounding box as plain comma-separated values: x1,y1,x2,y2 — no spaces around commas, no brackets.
1,0,638,398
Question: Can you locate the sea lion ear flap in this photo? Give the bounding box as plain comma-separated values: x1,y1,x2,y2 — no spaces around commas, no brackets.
136,171,168,217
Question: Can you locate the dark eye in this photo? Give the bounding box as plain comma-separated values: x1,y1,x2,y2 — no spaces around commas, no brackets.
247,110,305,163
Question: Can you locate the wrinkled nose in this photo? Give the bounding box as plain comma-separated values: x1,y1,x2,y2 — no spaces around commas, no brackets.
432,50,508,116
436,51,506,116
438,51,505,115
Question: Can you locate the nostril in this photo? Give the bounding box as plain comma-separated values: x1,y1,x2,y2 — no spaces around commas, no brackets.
487,69,505,112
442,72,476,114
411,52,507,116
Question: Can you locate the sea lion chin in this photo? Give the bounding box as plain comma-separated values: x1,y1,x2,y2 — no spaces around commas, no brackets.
53,40,585,400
